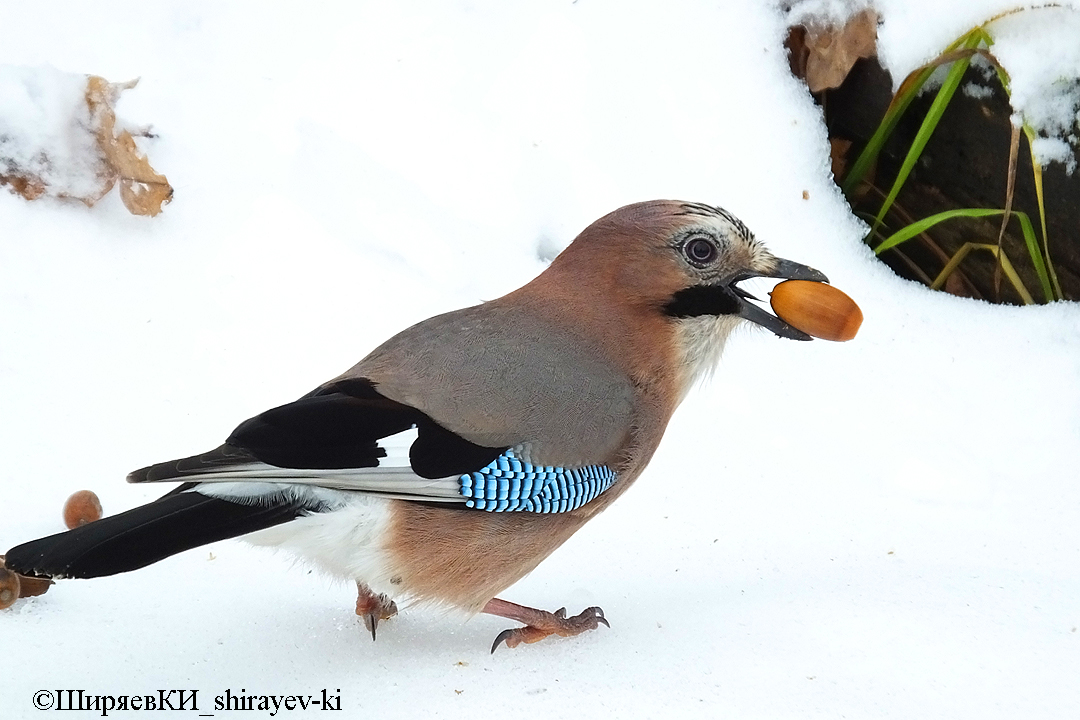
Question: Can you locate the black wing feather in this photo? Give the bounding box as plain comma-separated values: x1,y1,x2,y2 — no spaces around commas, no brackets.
130,377,505,482
227,392,418,469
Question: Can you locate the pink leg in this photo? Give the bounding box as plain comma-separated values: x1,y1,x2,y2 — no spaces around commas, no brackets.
483,597,608,653
355,582,398,641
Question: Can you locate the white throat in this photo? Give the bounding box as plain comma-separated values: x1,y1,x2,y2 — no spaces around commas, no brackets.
672,315,743,400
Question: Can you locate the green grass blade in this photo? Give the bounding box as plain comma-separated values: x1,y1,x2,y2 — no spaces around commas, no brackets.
876,207,1052,304
868,34,982,238
841,66,936,195
874,208,1005,254
1011,211,1054,302
1022,124,1063,300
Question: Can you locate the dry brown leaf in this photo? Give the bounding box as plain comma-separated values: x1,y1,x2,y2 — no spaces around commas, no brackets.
119,175,173,216
110,130,173,216
830,137,852,180
786,26,811,80
0,173,46,201
801,9,878,92
831,136,875,201
0,71,170,215
0,554,53,600
86,75,173,216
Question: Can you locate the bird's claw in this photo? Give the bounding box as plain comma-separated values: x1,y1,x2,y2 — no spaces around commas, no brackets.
355,585,398,641
490,606,609,653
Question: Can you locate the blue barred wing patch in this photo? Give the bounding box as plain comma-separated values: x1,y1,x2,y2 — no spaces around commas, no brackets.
459,448,616,513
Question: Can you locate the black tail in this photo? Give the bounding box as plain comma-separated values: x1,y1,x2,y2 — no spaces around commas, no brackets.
5,491,306,579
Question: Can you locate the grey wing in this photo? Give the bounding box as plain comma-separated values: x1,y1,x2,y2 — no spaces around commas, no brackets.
338,301,637,469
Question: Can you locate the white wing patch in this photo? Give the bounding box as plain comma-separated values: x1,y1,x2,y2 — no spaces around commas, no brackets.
186,427,464,504
376,426,419,467
189,466,463,502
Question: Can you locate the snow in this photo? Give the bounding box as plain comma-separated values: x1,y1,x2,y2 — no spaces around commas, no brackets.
986,6,1080,169
1,1,1078,719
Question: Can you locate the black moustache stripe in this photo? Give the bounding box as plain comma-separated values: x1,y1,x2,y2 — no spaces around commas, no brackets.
663,285,741,318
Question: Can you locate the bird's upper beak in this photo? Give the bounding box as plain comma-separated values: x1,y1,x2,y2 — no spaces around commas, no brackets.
728,258,829,341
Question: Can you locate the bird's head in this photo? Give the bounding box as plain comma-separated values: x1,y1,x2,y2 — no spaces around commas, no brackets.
545,199,827,342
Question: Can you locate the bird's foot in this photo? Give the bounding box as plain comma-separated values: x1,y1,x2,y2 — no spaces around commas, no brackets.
355,583,398,641
483,597,609,653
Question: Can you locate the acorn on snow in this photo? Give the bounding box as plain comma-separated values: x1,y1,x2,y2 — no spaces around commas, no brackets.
63,490,103,529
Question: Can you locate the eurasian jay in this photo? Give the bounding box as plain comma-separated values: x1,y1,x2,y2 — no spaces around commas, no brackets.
4,200,827,651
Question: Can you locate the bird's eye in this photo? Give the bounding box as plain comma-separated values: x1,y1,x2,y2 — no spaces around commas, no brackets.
684,237,717,265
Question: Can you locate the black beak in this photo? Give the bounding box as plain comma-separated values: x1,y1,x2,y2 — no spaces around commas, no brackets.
728,258,829,341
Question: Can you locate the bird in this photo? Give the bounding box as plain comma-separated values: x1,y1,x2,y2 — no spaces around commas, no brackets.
4,200,827,652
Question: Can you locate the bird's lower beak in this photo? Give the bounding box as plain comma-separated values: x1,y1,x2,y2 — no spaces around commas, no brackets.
729,258,829,341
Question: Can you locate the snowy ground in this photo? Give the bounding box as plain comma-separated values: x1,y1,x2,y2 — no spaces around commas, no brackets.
2,2,1079,718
